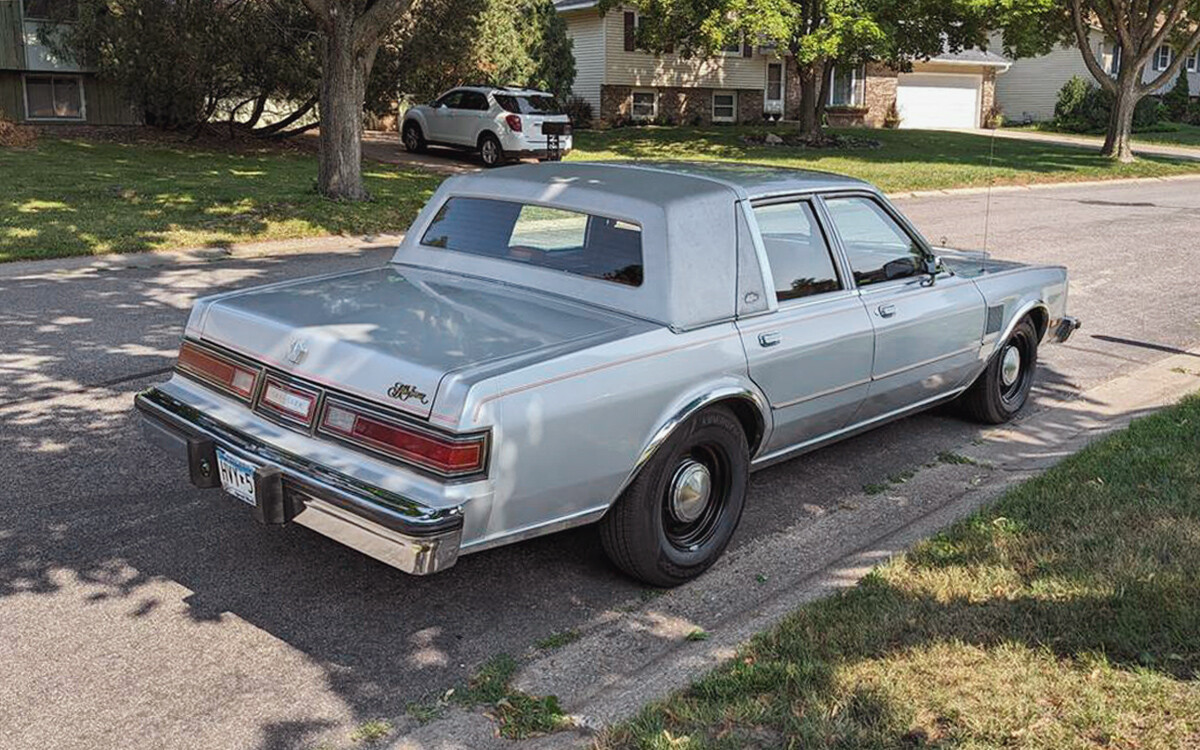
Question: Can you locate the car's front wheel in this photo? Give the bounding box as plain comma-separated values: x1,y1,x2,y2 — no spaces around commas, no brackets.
960,315,1039,424
599,406,749,587
402,122,426,154
478,132,505,168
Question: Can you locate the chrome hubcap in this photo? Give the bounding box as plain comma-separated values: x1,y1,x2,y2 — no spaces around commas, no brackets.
483,141,497,161
669,460,712,524
1001,345,1022,387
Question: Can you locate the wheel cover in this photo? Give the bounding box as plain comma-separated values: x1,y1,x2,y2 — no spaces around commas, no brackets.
404,127,418,149
482,139,498,163
661,444,730,551
999,330,1034,405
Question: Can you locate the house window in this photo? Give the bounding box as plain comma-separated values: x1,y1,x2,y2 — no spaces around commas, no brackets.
630,90,657,119
766,63,783,102
712,91,737,122
1108,44,1122,75
24,75,83,120
1154,45,1172,71
721,34,744,56
828,65,861,107
21,0,76,21
1187,50,1198,73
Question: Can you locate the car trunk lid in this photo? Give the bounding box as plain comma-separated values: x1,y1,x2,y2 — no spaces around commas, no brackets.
195,265,640,422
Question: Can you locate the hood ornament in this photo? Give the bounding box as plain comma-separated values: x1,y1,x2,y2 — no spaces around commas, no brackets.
285,339,308,365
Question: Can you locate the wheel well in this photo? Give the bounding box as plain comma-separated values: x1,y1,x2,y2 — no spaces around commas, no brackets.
710,397,765,456
1027,306,1049,341
477,130,498,148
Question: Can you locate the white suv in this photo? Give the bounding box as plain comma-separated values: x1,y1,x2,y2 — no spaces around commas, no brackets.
401,86,573,168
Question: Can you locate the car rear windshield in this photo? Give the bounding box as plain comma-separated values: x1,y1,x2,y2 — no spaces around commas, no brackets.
494,94,562,115
420,197,644,287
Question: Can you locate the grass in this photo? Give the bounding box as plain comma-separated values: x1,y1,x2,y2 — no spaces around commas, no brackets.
0,138,443,262
599,393,1200,749
1007,121,1200,149
569,125,1200,193
348,719,392,744
536,629,582,650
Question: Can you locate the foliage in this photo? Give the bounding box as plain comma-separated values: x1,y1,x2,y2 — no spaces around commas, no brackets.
1164,71,1193,122
598,393,1200,749
560,94,595,128
370,0,574,113
1054,76,1163,133
0,110,37,149
882,100,901,129
52,0,319,131
982,104,1004,129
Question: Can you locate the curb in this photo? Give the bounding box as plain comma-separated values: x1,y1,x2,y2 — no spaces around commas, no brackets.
886,171,1200,200
389,348,1200,748
0,232,406,281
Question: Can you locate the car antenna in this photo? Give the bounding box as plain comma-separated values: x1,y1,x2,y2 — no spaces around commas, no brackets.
980,123,998,275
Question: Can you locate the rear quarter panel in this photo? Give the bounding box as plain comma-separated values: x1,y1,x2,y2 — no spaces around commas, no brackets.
971,264,1069,353
464,323,766,551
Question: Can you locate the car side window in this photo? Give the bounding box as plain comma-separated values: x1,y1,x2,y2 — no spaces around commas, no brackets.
752,200,841,302
435,90,463,109
460,91,489,111
823,196,925,286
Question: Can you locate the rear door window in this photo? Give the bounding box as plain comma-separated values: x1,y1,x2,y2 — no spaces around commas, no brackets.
494,94,563,114
459,91,490,111
752,200,842,302
421,197,644,287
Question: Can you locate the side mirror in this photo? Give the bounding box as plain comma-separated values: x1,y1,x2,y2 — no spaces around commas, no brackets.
921,255,942,286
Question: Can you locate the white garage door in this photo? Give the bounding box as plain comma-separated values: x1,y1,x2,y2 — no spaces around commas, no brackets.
896,73,981,130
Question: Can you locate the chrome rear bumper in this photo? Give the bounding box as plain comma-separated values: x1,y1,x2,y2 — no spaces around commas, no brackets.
135,388,463,574
1050,316,1081,343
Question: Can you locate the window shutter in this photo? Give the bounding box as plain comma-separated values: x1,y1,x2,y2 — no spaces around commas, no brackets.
624,12,635,52
743,37,752,57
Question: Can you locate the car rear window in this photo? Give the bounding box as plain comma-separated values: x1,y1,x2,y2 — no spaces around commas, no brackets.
494,94,562,115
421,197,643,287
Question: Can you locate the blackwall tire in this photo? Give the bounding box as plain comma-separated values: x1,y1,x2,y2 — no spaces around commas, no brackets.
960,316,1039,424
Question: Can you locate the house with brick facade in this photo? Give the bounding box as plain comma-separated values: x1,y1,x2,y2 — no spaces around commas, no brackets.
555,0,1011,130
0,0,138,125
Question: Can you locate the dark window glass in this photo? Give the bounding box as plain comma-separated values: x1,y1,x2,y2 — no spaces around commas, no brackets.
752,201,841,301
824,196,925,286
494,94,562,114
23,0,75,20
25,75,82,119
421,197,644,287
458,91,489,110
434,90,463,108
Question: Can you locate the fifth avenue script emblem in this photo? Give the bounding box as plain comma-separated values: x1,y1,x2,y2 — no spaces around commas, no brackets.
388,382,429,404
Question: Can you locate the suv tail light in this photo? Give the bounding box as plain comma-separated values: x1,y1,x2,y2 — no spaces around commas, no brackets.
505,114,523,132
320,401,487,477
176,340,259,401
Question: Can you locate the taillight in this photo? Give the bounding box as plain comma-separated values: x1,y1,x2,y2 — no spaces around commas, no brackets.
505,114,522,132
258,376,319,426
320,401,487,477
176,340,259,400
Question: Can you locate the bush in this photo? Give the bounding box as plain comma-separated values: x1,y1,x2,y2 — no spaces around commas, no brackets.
1163,72,1192,121
1053,75,1163,132
982,105,1004,129
560,94,593,128
0,110,36,148
882,100,901,129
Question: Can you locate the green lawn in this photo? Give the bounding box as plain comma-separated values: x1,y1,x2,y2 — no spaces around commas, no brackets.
1008,122,1200,149
4,126,1200,262
600,394,1200,750
0,138,443,262
570,125,1200,193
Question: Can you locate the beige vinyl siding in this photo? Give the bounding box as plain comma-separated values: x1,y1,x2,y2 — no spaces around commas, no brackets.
994,33,1100,122
602,6,765,90
563,9,604,112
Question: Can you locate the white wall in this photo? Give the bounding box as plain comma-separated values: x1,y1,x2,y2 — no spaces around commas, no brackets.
562,8,605,112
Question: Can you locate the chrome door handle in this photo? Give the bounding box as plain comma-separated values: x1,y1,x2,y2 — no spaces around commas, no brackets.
758,331,782,348
877,304,896,318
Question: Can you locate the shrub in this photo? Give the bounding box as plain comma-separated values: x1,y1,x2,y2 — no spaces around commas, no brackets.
882,100,901,129
0,110,36,148
1053,75,1092,128
1053,75,1163,132
982,105,1004,129
1163,72,1192,121
560,94,593,128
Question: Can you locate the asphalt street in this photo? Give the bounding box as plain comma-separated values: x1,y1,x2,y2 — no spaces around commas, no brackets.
2,178,1198,750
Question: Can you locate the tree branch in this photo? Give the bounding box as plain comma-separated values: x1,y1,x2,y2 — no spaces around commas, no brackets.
300,0,331,30
1073,0,1119,92
266,120,320,139
354,0,416,54
1141,25,1200,93
252,96,318,135
1142,0,1188,58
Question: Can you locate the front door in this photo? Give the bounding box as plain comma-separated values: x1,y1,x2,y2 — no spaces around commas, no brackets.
738,198,875,457
820,194,986,421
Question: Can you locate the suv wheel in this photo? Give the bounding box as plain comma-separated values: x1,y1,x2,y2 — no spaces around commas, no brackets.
402,122,426,154
599,406,749,587
479,132,504,168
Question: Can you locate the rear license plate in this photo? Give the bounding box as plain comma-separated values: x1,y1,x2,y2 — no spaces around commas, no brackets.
216,448,256,506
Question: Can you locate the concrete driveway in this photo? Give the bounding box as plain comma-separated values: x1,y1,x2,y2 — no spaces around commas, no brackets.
2,179,1198,750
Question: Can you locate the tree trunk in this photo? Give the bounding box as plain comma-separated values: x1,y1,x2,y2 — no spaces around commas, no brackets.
1101,74,1139,163
796,61,823,135
317,14,371,200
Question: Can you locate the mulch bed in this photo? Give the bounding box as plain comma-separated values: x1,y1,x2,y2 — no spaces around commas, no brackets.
742,131,882,150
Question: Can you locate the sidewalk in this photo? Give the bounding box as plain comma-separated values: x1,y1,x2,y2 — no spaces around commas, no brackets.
967,127,1200,162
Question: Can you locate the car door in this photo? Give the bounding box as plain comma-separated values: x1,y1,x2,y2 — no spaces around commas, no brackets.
737,197,875,457
820,193,986,421
428,90,462,143
453,90,491,145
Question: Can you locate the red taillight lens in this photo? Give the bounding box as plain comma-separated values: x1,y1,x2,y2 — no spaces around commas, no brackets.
505,114,522,132
321,402,486,477
176,341,259,400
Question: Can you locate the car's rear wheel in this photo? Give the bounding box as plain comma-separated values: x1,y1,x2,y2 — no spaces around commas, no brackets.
599,406,749,587
402,122,426,154
960,315,1039,424
478,132,504,168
